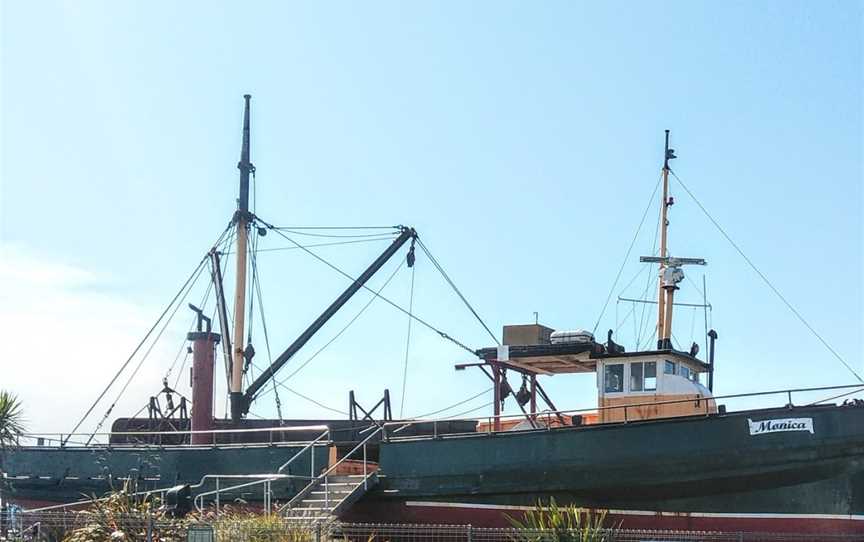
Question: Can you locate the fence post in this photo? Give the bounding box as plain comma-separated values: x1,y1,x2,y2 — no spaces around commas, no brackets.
466,524,473,542
315,521,322,542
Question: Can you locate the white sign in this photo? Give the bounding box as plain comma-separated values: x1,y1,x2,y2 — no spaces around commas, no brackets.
748,417,814,436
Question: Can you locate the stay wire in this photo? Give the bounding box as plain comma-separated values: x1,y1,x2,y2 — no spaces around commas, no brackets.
592,172,664,335
64,252,213,444
250,231,283,421
256,258,406,399
258,218,477,356
255,258,403,399
244,237,398,254
399,264,416,418
670,170,863,383
85,259,210,444
413,387,493,419
416,238,500,346
273,229,401,239
245,359,346,415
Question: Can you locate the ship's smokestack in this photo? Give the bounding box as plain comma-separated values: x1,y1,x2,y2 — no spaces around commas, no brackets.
188,304,220,445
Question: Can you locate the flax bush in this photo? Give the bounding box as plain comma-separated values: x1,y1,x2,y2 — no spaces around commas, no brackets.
506,498,620,542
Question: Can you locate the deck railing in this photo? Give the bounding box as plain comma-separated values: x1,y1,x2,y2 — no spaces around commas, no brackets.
382,383,864,441
15,424,331,449
19,427,332,514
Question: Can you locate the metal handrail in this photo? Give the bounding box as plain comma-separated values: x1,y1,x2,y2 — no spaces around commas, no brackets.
23,429,332,514
280,425,383,514
18,424,330,449
383,383,864,439
192,428,331,515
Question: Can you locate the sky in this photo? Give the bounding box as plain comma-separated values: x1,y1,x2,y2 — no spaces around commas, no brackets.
1,1,862,436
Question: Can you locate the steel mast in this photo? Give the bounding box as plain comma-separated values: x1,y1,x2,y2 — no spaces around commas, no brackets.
230,94,254,422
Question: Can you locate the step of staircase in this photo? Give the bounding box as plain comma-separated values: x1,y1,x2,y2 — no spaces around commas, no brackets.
284,472,378,521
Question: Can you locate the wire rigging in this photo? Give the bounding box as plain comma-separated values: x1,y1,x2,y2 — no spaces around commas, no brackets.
399,264,416,418
670,170,862,384
86,261,212,444
258,219,477,356
592,172,664,335
413,387,494,418
254,257,407,401
416,238,500,346
250,228,283,421
64,253,213,443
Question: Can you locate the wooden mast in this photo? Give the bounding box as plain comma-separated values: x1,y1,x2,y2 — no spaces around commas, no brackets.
656,130,671,348
230,94,253,422
656,130,673,349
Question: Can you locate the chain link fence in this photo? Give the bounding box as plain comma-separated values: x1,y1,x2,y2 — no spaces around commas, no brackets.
1,513,862,542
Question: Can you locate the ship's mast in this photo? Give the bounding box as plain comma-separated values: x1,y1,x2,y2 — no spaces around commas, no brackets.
641,130,705,350
657,130,675,349
656,130,672,348
230,94,254,422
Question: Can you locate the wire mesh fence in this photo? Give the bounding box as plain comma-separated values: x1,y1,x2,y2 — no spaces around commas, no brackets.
1,514,862,542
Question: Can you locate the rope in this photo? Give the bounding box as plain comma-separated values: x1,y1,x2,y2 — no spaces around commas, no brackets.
413,387,493,418
244,237,398,253
250,231,283,422
64,253,212,444
445,401,494,420
416,238,500,346
273,229,401,239
254,258,406,400
259,220,477,356
85,261,210,443
278,384,348,415
670,170,863,383
592,172,664,335
399,264,416,418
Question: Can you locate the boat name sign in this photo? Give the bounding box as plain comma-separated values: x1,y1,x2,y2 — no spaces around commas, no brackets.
747,417,814,436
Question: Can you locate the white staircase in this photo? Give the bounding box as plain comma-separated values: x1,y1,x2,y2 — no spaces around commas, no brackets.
283,473,378,522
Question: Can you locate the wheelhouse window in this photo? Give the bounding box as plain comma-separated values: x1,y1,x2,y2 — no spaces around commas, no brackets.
664,360,677,375
629,361,657,392
680,365,691,380
604,363,624,393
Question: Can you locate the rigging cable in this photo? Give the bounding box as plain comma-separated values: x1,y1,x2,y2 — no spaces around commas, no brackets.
416,238,500,346
670,170,863,383
273,229,402,239
592,172,664,336
413,387,494,418
86,260,211,444
250,228,283,421
255,258,406,399
64,253,212,444
258,219,477,356
445,401,495,420
245,237,399,253
399,263,416,418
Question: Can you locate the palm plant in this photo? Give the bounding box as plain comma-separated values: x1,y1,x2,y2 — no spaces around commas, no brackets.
0,390,25,450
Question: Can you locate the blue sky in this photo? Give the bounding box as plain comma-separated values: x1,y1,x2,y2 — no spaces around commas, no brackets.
1,1,862,433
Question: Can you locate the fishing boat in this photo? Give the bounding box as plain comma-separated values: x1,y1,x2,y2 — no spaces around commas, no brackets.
1,96,862,536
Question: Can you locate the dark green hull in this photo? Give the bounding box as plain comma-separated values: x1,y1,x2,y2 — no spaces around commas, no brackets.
344,403,864,532
1,443,316,507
